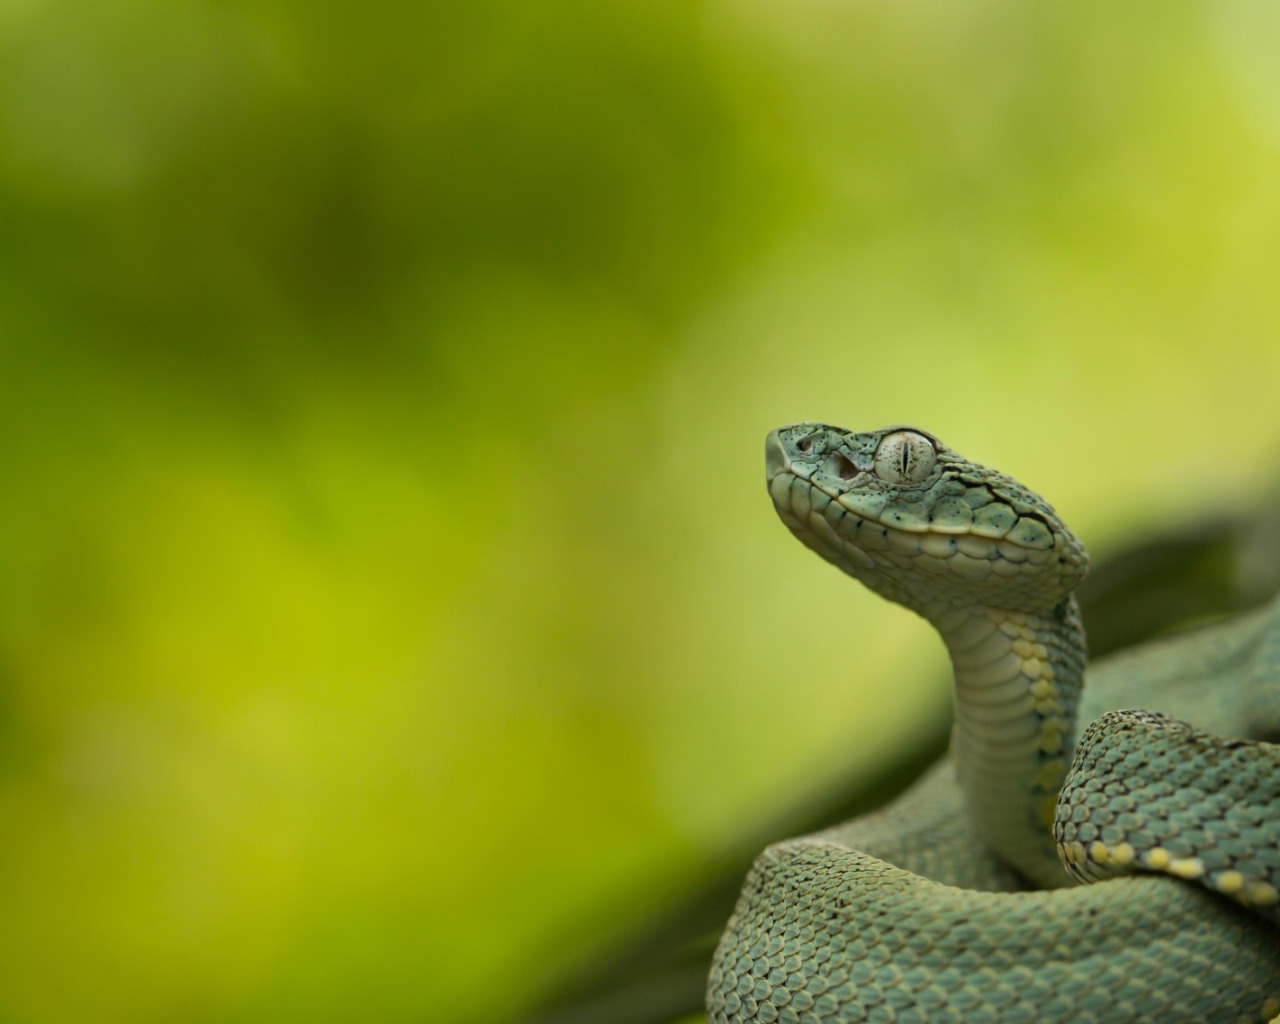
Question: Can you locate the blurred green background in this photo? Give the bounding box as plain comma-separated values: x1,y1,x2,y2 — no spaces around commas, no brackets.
5,1,1280,1021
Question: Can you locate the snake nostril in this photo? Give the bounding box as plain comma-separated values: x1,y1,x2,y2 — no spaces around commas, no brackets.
795,435,812,454
833,453,859,481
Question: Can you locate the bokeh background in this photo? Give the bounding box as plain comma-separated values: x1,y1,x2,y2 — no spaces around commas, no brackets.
5,1,1280,1021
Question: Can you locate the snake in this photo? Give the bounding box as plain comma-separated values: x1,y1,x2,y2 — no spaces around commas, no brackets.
706,423,1280,1024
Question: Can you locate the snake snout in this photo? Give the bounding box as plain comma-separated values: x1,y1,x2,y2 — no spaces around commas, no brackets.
766,424,856,484
765,429,790,480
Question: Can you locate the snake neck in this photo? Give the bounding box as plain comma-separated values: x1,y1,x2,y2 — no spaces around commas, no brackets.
928,596,1087,888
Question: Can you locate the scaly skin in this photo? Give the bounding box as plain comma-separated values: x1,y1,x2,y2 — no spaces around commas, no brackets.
1056,710,1280,926
707,424,1280,1024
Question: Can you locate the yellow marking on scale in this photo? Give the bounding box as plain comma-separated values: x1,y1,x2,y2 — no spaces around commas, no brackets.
1144,847,1171,870
1246,881,1280,906
1108,842,1135,867
1168,858,1205,880
1215,871,1245,896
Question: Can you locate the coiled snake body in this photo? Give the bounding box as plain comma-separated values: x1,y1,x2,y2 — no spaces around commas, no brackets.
707,424,1280,1024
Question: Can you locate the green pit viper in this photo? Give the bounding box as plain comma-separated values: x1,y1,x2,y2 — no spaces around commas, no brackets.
707,424,1280,1024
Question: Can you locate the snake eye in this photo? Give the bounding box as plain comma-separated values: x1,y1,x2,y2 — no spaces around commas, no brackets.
873,430,936,484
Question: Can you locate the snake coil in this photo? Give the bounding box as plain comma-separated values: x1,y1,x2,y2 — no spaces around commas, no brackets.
708,424,1280,1024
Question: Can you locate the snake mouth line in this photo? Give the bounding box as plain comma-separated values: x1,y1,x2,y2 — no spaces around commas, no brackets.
770,468,1015,559
768,468,896,579
769,465,1057,565
768,468,868,535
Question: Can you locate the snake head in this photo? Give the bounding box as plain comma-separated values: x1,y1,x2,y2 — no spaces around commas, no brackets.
766,423,1088,619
